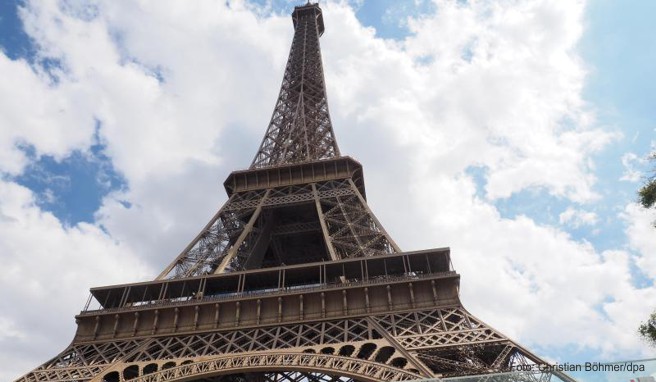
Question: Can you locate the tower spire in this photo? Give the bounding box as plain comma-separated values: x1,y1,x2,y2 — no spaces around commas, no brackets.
251,3,339,169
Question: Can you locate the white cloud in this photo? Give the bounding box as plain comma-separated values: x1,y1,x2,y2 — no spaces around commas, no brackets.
620,152,643,182
559,206,599,228
325,0,616,204
0,52,96,174
1,0,654,380
0,2,296,378
623,203,656,279
0,181,151,381
319,0,650,361
411,175,654,358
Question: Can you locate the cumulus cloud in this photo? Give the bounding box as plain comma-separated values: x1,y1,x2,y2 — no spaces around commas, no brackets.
620,152,643,182
411,174,653,358
0,52,95,174
624,203,656,279
0,181,151,381
1,0,653,380
559,206,599,228
320,0,650,361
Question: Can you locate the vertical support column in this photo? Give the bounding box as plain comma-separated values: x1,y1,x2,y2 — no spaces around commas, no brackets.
93,316,100,340
193,306,200,330
313,183,339,261
119,287,131,308
214,190,272,274
132,312,139,336
256,299,262,325
198,277,207,299
408,283,416,309
387,285,394,310
152,310,159,334
321,292,326,318
173,308,179,332
158,283,168,301
112,314,120,338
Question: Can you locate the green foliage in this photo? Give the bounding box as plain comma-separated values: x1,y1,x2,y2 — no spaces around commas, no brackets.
637,156,656,345
639,178,656,209
639,311,656,347
638,153,656,229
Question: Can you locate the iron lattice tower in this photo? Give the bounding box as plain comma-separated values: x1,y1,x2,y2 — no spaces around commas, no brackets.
17,4,574,382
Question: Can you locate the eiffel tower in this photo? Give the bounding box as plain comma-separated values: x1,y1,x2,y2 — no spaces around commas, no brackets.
17,3,574,382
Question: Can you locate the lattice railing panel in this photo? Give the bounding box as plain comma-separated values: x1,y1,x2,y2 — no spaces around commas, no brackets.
17,366,104,382
42,340,142,368
127,353,421,382
376,308,475,336
126,318,382,362
397,329,504,349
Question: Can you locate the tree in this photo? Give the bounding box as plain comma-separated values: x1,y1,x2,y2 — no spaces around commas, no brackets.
638,155,656,347
639,311,656,347
638,154,656,211
639,178,656,210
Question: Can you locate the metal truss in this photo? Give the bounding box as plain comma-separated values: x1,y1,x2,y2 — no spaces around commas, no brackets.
158,179,398,279
375,308,507,349
251,3,339,168
18,306,569,382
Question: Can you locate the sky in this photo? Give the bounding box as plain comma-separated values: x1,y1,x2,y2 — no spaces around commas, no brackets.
0,0,655,380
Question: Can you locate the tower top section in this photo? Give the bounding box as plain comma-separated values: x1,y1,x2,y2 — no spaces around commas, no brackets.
292,3,325,36
251,2,339,169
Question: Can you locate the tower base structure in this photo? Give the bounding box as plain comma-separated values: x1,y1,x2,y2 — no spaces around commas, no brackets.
19,249,572,382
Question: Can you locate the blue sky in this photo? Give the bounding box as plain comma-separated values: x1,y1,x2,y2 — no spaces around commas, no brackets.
0,0,655,380
579,0,656,245
1,0,653,232
1,1,125,224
